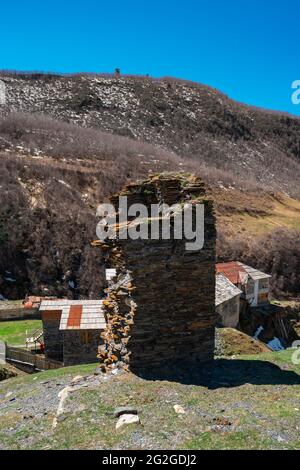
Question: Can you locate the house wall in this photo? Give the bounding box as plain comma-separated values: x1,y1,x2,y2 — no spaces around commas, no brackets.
216,295,240,328
257,278,270,305
42,311,63,362
245,277,270,307
244,277,255,305
63,329,102,366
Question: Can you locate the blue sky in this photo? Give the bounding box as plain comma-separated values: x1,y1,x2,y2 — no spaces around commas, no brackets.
1,0,300,115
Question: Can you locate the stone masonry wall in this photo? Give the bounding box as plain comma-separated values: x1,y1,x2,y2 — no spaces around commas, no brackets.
63,330,102,366
94,173,216,375
42,311,63,362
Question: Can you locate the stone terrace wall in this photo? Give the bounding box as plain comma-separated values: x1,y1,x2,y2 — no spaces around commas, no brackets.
94,173,216,375
0,306,40,322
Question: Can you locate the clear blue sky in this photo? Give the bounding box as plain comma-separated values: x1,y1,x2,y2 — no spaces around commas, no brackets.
1,0,300,115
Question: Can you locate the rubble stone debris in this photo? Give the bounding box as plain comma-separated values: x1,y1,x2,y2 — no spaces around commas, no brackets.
174,404,186,414
93,173,216,376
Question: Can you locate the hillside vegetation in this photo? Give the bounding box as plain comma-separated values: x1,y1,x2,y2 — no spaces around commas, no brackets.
0,73,299,299
0,319,42,346
1,73,300,197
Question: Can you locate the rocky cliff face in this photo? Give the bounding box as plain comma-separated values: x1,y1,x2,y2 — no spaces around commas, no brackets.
94,173,216,376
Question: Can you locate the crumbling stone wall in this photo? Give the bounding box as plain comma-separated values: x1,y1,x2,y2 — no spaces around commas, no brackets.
94,173,216,375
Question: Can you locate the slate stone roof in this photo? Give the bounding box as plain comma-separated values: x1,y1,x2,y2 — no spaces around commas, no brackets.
216,273,242,307
40,300,106,330
237,262,271,281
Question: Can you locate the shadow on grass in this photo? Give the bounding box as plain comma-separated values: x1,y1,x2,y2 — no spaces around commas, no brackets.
133,359,300,389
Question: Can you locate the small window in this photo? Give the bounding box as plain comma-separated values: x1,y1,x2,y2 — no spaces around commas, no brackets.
259,279,269,290
80,331,91,344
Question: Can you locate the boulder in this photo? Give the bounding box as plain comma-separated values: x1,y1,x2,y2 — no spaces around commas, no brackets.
174,404,186,414
115,413,140,430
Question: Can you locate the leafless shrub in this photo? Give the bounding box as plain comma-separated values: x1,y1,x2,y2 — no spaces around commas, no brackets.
0,112,179,162
217,228,300,297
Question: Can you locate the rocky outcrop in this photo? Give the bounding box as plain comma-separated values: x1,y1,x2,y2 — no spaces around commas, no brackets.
93,173,216,375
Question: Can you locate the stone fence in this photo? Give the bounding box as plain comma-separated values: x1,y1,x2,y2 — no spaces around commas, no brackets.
0,305,40,322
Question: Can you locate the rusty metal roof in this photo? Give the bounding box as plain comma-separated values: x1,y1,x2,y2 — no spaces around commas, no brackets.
40,300,106,331
216,262,247,285
67,305,83,328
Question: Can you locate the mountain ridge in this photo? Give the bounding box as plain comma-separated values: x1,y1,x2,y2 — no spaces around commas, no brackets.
1,72,300,197
0,72,299,299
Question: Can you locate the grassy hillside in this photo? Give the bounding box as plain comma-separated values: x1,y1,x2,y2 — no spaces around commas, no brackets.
0,320,42,346
215,191,300,238
0,133,299,299
0,350,300,450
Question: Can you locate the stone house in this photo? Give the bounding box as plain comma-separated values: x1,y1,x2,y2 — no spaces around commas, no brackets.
39,300,106,366
215,273,242,328
238,263,271,307
216,261,271,307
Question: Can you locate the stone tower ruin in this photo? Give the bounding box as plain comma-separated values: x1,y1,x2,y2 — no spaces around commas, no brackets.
93,173,216,376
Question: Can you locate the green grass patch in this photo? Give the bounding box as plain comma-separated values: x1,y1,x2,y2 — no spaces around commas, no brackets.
184,430,273,450
0,320,42,346
0,362,99,394
239,349,300,375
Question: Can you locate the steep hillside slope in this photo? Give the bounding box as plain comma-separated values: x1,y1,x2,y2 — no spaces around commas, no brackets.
0,73,300,299
0,117,180,299
1,72,300,197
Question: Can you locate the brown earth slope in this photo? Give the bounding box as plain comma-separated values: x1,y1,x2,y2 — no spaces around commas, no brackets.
0,73,299,299
1,72,300,197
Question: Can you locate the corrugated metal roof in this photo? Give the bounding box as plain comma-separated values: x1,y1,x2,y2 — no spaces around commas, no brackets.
216,262,248,285
40,300,106,331
216,273,242,306
237,262,271,281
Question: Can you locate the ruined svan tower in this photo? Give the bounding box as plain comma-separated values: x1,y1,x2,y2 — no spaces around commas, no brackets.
93,173,216,375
